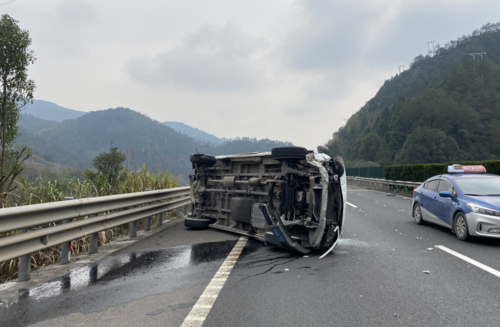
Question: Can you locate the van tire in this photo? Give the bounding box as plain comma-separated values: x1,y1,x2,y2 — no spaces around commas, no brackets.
185,216,211,229
190,154,216,166
271,146,307,160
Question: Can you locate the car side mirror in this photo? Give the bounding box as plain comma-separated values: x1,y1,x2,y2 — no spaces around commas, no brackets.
439,191,452,198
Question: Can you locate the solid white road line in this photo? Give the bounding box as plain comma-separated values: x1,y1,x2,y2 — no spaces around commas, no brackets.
180,236,248,327
347,202,358,208
435,245,500,278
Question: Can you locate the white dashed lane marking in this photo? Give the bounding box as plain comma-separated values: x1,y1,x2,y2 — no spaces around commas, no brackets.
180,236,248,327
436,245,500,278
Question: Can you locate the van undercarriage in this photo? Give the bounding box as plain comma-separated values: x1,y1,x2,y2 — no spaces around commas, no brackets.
186,146,347,256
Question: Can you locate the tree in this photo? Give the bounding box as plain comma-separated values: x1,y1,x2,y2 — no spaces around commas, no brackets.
357,132,383,162
0,14,36,206
84,147,126,191
396,127,429,164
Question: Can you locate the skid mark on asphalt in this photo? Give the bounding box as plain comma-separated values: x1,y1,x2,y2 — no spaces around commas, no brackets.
180,236,248,327
436,245,500,278
238,257,302,280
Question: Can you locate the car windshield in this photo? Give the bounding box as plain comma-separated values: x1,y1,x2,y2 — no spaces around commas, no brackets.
454,177,500,196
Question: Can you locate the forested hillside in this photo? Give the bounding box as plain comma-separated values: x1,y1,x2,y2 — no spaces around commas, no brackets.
328,23,500,168
16,108,292,178
163,121,228,144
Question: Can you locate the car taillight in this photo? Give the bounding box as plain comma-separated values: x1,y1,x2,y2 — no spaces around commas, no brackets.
413,188,417,195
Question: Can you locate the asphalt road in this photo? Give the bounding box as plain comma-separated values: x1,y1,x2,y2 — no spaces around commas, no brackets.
2,185,500,326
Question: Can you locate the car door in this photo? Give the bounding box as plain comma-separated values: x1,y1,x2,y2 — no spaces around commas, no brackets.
420,179,440,222
435,179,455,228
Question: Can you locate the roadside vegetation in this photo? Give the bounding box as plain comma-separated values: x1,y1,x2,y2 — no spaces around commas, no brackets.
329,23,500,168
0,146,179,283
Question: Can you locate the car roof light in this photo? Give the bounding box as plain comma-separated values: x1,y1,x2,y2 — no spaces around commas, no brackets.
447,164,487,174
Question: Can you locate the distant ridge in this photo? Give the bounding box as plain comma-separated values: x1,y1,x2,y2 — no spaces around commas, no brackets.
16,108,293,179
22,99,86,122
163,121,228,144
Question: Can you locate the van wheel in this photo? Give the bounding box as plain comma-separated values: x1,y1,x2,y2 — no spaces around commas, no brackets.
190,154,216,166
271,146,307,160
185,216,211,229
454,212,470,241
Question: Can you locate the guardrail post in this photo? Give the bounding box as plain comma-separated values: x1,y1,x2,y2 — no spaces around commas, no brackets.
18,228,31,282
176,207,181,218
145,202,151,231
156,212,162,227
130,205,137,237
89,214,98,255
145,189,151,231
61,197,74,265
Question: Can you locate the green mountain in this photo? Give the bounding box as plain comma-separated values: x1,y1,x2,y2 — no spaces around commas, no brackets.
16,108,292,178
328,23,500,168
22,99,86,121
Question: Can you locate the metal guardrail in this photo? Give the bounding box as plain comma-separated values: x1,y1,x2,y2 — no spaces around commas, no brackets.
347,176,422,189
0,186,191,282
346,166,385,179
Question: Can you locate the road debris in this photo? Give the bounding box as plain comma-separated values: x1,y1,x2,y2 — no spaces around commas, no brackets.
427,248,433,251
423,270,430,274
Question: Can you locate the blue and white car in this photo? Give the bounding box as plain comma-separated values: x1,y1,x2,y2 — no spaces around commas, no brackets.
412,164,500,241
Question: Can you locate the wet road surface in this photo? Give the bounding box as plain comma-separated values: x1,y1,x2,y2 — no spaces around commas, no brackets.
2,186,500,326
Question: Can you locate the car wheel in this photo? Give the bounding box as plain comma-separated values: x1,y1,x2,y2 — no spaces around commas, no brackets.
413,203,424,225
271,146,307,160
185,216,211,229
454,212,470,241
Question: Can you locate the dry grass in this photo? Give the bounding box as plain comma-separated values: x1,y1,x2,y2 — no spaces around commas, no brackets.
0,168,181,283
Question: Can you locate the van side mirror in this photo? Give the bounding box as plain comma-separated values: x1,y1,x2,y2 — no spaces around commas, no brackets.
439,191,452,198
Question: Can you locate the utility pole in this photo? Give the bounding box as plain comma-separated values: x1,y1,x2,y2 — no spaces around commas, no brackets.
398,65,406,74
469,52,486,75
426,41,436,56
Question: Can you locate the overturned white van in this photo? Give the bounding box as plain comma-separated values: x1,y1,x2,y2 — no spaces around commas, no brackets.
186,146,346,255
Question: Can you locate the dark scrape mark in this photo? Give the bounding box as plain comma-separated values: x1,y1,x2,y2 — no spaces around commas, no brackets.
240,257,302,280
298,266,311,270
238,256,296,270
273,271,284,274
146,301,196,315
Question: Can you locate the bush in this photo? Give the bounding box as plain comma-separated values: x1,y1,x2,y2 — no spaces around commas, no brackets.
385,160,500,182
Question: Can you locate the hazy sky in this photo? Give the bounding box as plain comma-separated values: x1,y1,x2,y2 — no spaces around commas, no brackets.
2,0,499,149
